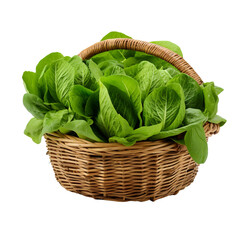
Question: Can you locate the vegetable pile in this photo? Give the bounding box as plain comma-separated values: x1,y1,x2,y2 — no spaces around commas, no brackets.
23,31,226,164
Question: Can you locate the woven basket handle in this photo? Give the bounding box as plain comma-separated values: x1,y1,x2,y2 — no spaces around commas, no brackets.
79,38,203,84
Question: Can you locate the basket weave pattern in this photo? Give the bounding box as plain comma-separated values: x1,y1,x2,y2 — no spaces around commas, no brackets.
45,39,220,201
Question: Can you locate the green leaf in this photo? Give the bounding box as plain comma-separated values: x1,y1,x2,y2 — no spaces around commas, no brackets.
101,75,142,127
96,83,133,138
23,93,50,119
165,68,180,77
208,115,226,126
101,31,132,41
41,109,73,135
184,123,208,164
59,120,103,142
168,73,204,109
109,123,162,146
134,61,165,101
103,65,125,76
150,108,207,140
69,55,91,86
88,59,103,90
143,83,185,130
24,118,43,144
85,90,100,117
203,83,219,119
69,85,93,118
150,41,183,57
22,71,40,97
45,59,75,106
203,82,224,95
44,102,65,110
36,52,64,79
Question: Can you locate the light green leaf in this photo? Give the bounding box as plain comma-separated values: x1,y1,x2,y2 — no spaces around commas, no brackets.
96,83,133,138
36,52,64,79
104,65,125,76
45,59,75,106
22,71,40,97
143,83,185,130
134,61,165,101
69,55,91,86
59,120,103,142
88,59,103,90
41,109,73,135
184,123,208,164
24,118,43,144
23,93,50,119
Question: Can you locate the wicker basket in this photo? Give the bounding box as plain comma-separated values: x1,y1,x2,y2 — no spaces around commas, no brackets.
44,39,220,202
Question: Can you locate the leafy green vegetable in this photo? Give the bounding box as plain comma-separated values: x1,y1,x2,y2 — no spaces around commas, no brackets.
24,118,43,144
95,82,133,138
167,73,204,109
184,123,208,164
109,123,162,146
143,83,185,130
208,115,226,126
203,82,219,119
59,120,103,142
23,93,50,119
100,75,142,126
150,108,207,140
69,85,93,118
22,71,40,97
23,31,225,164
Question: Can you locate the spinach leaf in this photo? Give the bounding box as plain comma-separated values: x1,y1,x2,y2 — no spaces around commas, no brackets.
69,85,93,118
203,83,219,119
168,73,204,109
150,41,183,57
95,83,133,138
23,93,50,119
109,123,162,146
59,120,103,142
150,108,207,140
184,123,208,164
100,75,142,126
208,115,226,126
24,118,43,144
22,71,40,97
143,83,185,130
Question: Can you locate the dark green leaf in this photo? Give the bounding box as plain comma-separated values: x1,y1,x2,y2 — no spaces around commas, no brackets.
184,123,208,164
95,83,133,138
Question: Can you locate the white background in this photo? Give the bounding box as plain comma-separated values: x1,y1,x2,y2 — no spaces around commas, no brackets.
1,0,239,239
